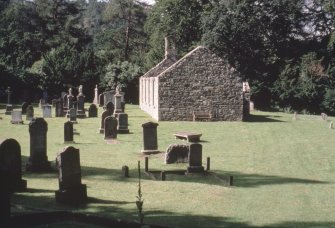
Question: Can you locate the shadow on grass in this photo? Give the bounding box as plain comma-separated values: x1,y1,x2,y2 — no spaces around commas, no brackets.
244,114,285,122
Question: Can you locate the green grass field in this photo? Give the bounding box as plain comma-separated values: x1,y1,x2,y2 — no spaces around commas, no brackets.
1,104,335,227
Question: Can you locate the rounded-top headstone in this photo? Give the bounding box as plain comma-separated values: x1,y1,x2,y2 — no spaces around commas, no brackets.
106,101,114,115
29,118,48,133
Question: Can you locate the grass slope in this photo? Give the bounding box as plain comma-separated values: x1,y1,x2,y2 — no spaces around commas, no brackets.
0,104,335,227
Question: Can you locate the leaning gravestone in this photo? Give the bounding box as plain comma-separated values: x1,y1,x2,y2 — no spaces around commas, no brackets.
165,144,189,164
26,105,34,121
141,122,159,154
21,102,28,114
104,116,118,140
55,146,87,204
186,143,204,173
69,108,77,124
64,121,74,143
11,110,24,124
26,118,51,172
0,138,27,191
55,100,63,117
99,110,109,134
117,113,129,133
42,105,52,118
88,104,98,118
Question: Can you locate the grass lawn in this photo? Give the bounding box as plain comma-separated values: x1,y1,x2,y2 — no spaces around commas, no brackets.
1,104,335,227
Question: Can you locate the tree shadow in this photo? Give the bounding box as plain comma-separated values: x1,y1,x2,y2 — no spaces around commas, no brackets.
244,114,285,122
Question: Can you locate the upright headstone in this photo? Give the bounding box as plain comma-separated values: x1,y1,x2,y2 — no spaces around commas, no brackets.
62,93,68,109
39,99,46,108
98,93,104,107
141,122,159,154
42,90,48,104
76,94,86,118
21,102,28,114
26,118,51,172
106,101,114,115
11,110,24,124
51,99,57,107
93,85,98,105
104,116,118,140
187,143,204,173
55,146,87,204
69,108,77,124
0,138,27,192
5,86,12,115
117,113,129,133
99,110,109,134
42,105,52,118
55,100,64,117
88,104,98,118
26,105,34,121
114,94,122,116
104,91,114,106
64,121,74,143
67,88,74,110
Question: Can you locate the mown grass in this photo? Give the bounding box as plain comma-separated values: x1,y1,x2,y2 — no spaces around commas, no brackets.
1,104,335,227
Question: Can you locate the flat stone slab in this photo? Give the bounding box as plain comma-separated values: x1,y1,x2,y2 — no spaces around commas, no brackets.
173,132,202,142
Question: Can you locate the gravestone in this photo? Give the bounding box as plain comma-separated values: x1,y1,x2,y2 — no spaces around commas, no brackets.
55,100,64,117
141,122,159,154
67,88,74,110
11,110,24,124
0,138,27,191
104,116,118,140
69,108,77,123
62,93,68,109
0,169,10,227
99,110,109,134
114,94,123,116
104,91,114,106
121,102,125,113
26,118,51,172
117,113,129,133
21,102,29,114
64,121,74,143
55,146,87,204
51,99,57,107
42,105,52,118
165,144,189,164
76,94,86,118
321,113,328,121
26,105,34,121
5,86,12,115
88,104,98,118
93,85,98,105
106,101,115,115
39,99,46,108
187,143,204,173
98,93,104,107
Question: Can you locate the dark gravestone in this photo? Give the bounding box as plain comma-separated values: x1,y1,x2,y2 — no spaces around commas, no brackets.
117,113,129,133
105,101,114,115
11,110,24,124
67,94,74,110
99,111,109,134
122,165,129,177
55,146,87,204
0,138,27,191
141,122,159,154
88,104,98,118
165,144,189,164
55,100,63,117
26,105,34,121
76,94,86,118
121,102,125,113
21,102,29,114
26,118,51,172
104,116,118,140
0,169,10,227
98,93,104,107
69,108,77,123
64,121,74,143
187,143,204,173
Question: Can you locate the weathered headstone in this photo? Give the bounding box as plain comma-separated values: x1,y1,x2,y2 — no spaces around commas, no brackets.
106,101,115,115
55,100,64,117
26,118,51,172
141,122,159,154
11,110,24,124
104,116,118,140
64,121,74,143
69,108,77,124
117,113,129,133
98,93,104,107
165,144,189,164
321,113,328,121
26,105,34,121
114,94,122,116
99,110,109,134
67,88,74,110
0,138,27,192
76,93,86,118
187,143,204,173
88,104,98,118
55,146,87,204
104,91,114,106
93,85,98,105
42,105,52,118
21,102,29,114
5,86,12,115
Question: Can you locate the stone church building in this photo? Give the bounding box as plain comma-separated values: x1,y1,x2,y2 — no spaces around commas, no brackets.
139,38,249,121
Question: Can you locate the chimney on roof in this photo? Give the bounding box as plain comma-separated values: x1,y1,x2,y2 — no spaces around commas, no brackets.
164,36,176,60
